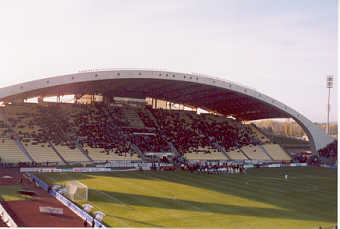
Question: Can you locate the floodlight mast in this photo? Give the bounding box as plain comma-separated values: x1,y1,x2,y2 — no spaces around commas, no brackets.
326,75,333,135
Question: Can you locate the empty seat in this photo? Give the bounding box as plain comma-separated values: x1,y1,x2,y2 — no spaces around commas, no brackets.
54,144,89,162
185,146,228,160
24,140,62,163
225,148,248,160
241,145,271,160
0,137,31,163
263,144,291,160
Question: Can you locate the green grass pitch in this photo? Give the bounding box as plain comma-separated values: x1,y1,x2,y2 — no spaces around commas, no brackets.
0,185,32,201
36,167,337,228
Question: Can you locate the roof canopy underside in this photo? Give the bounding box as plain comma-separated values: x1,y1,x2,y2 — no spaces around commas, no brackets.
3,78,289,121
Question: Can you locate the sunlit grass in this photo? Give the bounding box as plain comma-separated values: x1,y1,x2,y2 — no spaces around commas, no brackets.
36,167,337,229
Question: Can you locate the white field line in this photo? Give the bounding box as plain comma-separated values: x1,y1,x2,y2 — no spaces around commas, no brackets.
52,174,131,227
88,200,130,227
89,176,167,225
89,201,129,227
93,189,134,210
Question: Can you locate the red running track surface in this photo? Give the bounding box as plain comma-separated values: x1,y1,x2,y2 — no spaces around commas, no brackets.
0,168,85,227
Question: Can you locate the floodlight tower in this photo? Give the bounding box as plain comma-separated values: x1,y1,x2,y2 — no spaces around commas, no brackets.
326,75,334,135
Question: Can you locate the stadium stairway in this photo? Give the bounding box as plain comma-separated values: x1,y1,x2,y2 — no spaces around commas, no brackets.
145,108,160,129
225,148,248,160
262,144,291,161
102,105,126,133
58,134,93,163
258,144,274,160
0,110,34,162
0,137,31,163
13,138,34,162
239,147,251,160
166,140,179,155
53,109,93,162
249,124,291,161
74,139,93,161
58,112,93,162
122,106,146,129
250,124,271,144
130,142,148,161
60,134,93,162
212,142,231,160
54,143,90,163
241,145,271,160
48,140,68,164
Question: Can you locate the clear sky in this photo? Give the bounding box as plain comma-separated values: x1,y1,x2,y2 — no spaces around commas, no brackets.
0,0,337,122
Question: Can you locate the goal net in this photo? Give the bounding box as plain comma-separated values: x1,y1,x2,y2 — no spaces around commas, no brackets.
66,180,88,201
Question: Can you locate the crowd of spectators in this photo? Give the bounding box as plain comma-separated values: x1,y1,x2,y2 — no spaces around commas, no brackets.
318,140,337,163
291,153,308,163
150,109,213,156
130,134,170,153
150,108,261,156
0,159,56,168
3,102,266,163
6,104,77,150
154,161,245,175
186,163,245,174
137,109,157,129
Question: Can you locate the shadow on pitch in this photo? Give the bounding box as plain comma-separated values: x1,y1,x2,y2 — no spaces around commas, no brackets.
105,214,165,228
88,188,331,223
37,169,337,223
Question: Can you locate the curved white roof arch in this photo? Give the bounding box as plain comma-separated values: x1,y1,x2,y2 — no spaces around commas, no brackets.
0,69,334,154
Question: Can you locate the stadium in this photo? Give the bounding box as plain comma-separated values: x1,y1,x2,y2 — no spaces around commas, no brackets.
0,69,337,228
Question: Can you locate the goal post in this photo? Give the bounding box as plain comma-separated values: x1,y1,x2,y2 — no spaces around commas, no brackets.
66,180,88,201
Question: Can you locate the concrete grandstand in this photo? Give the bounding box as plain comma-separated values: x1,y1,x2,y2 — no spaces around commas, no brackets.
0,69,334,165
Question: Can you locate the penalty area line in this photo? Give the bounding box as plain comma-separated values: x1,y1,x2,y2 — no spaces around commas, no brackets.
92,189,135,210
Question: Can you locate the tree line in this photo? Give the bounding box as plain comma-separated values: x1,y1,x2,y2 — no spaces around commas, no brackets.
253,120,338,138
